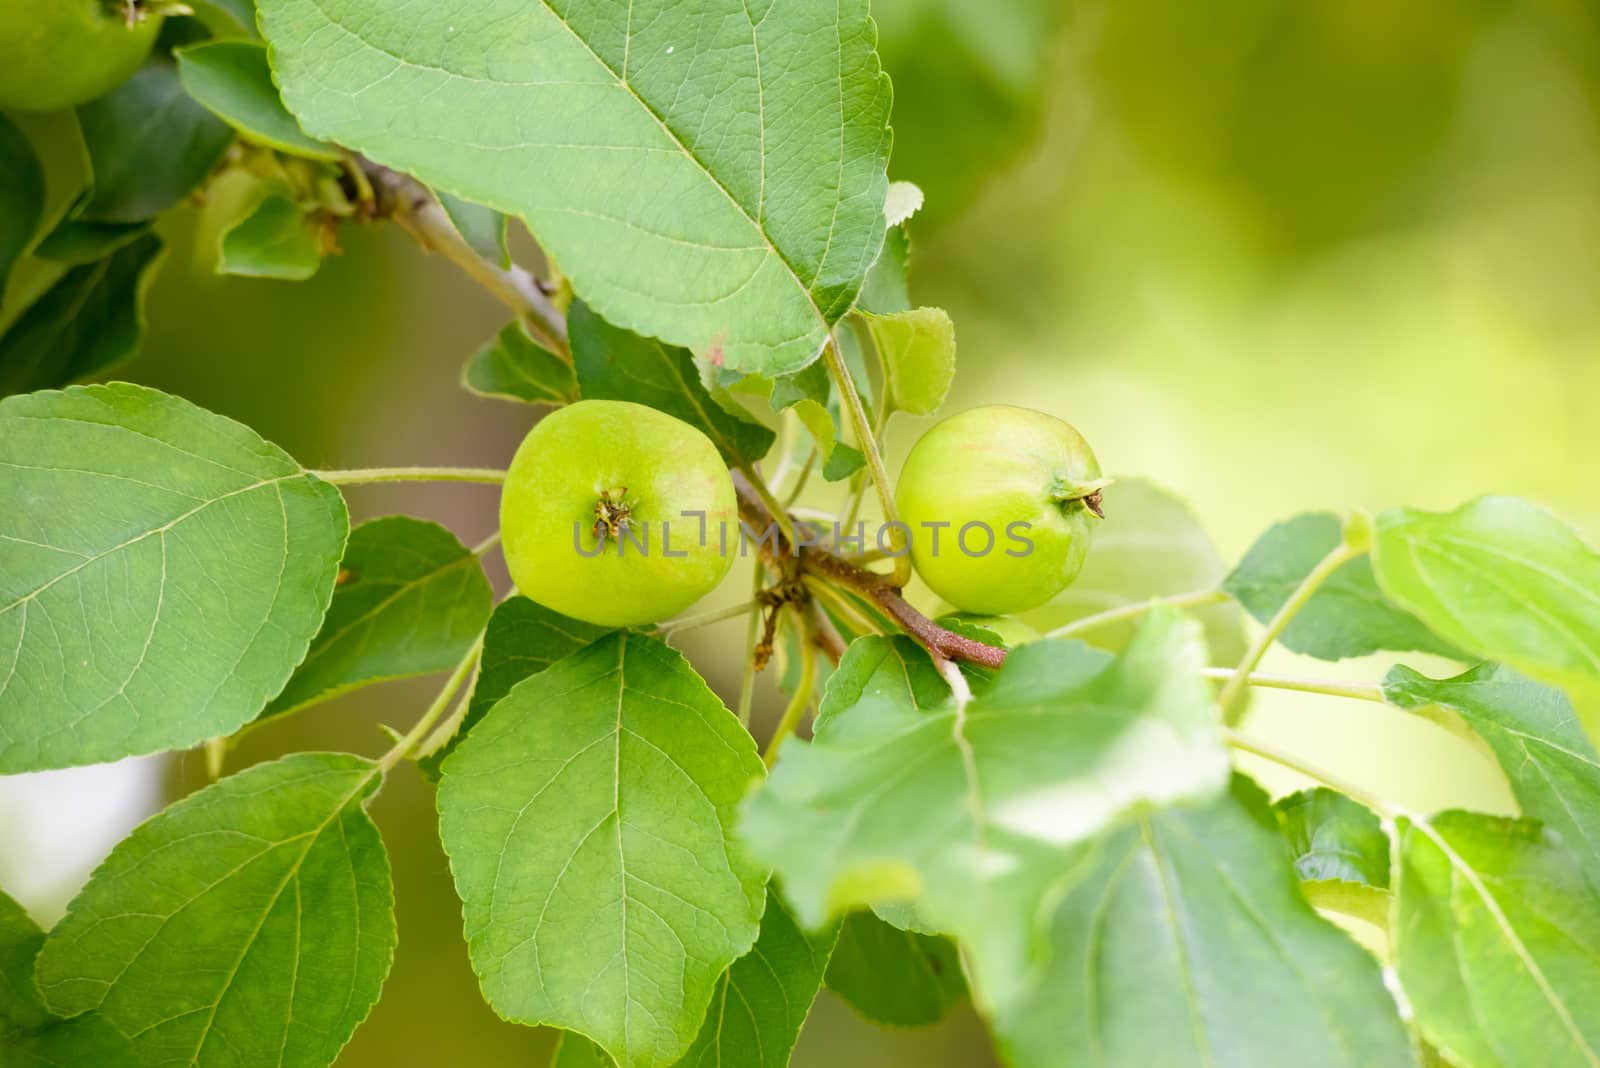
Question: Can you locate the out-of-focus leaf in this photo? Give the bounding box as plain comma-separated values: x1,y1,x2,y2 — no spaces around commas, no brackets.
219,194,324,280
439,192,513,269
34,209,151,266
0,234,165,395
177,41,338,160
825,911,966,1027
1276,787,1391,927
857,225,912,315
462,321,578,406
0,113,44,296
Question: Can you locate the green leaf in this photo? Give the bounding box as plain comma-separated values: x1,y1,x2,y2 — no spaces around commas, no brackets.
1226,511,1461,661
1027,478,1248,663
34,212,152,267
437,633,767,1067
417,595,608,779
760,360,865,483
1395,811,1600,1067
825,911,966,1028
1385,663,1600,873
0,235,165,396
34,752,396,1067
552,1035,615,1067
264,516,492,718
259,0,892,374
219,194,324,280
77,62,235,224
0,889,138,1065
0,383,348,772
858,307,955,419
439,192,513,269
996,776,1417,1067
571,301,774,466
1276,787,1391,928
1374,497,1600,698
191,0,259,36
743,609,1229,1029
177,42,338,161
462,322,579,406
857,225,911,315
0,113,44,296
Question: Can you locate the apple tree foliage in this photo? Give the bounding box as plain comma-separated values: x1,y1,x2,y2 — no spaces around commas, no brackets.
4,3,1600,1067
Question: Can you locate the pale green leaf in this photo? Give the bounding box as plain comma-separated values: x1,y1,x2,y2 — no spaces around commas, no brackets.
571,301,774,466
77,62,234,224
0,889,138,1066
0,113,44,295
0,235,166,396
1226,511,1460,662
825,912,966,1028
743,610,1229,1028
859,307,955,418
1374,497,1600,699
996,777,1416,1068
0,383,348,772
439,192,513,269
1395,811,1600,1068
259,0,892,374
462,322,578,406
437,632,767,1068
34,753,396,1067
1026,478,1248,663
265,516,492,717
220,195,324,280
177,42,339,161
417,595,608,779
1385,663,1600,873
1276,787,1391,928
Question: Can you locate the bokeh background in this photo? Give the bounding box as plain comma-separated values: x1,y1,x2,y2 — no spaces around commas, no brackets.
7,0,1600,1062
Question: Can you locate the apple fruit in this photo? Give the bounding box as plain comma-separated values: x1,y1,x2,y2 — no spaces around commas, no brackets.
500,400,737,627
896,404,1106,615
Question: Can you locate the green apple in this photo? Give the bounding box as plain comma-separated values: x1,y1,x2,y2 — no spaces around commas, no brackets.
896,404,1106,615
500,400,737,627
0,1,163,112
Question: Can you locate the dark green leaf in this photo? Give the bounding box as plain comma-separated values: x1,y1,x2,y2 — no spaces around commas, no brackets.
825,912,966,1027
0,889,138,1065
34,211,152,267
0,234,165,396
1029,478,1248,663
439,192,513,269
1395,811,1600,1067
997,776,1417,1067
265,516,492,718
571,300,775,466
437,633,767,1066
1385,663,1600,872
417,595,609,779
1276,787,1391,927
259,0,892,374
1374,497,1600,699
461,321,578,406
1226,511,1461,661
177,41,337,160
743,610,1229,1042
34,753,396,1067
763,359,864,483
77,62,234,224
0,384,348,771
0,113,44,296
219,194,324,280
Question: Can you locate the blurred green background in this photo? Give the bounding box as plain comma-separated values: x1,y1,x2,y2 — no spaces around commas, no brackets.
7,0,1600,1063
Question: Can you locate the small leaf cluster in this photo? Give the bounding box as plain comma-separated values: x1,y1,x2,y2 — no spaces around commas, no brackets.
4,4,1600,1068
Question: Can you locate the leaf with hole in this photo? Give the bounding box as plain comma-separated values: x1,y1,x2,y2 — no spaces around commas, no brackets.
0,383,348,772
33,753,396,1068
259,0,892,374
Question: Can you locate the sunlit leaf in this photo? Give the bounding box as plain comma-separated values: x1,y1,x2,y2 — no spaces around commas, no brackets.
859,307,955,418
437,633,767,1067
34,753,396,1068
77,62,234,224
1395,811,1600,1068
177,41,338,161
0,235,165,396
0,113,44,296
1374,497,1600,699
266,516,492,718
259,0,892,373
571,301,774,466
825,912,966,1027
0,384,348,771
